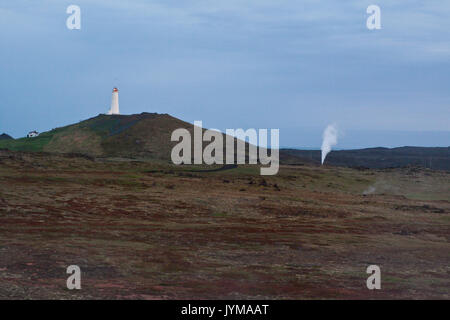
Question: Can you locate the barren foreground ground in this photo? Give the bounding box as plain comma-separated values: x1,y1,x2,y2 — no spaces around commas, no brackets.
0,151,448,299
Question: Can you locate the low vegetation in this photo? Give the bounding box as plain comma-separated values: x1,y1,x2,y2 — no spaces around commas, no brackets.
0,150,448,299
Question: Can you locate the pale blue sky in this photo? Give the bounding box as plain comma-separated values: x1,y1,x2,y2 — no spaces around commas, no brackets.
0,0,449,148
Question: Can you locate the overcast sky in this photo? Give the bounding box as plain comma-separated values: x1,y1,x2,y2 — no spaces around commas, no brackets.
0,0,449,148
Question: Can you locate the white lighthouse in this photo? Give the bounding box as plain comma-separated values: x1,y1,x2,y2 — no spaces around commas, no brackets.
107,87,120,115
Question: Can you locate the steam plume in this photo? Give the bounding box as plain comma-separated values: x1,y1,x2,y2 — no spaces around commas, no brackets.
321,124,338,165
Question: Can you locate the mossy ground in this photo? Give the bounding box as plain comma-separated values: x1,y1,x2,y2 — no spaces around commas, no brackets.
0,150,448,299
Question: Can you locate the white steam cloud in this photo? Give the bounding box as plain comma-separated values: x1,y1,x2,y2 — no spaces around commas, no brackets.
321,124,338,165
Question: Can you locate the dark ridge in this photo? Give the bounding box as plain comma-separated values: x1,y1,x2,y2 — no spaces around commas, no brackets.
0,133,13,140
280,147,450,171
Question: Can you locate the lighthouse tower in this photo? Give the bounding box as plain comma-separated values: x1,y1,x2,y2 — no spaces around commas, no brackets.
107,87,120,115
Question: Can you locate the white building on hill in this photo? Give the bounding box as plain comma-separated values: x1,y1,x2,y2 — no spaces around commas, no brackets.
27,131,39,138
106,87,120,115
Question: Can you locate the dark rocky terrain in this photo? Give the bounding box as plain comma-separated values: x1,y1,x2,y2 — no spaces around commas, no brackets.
282,147,450,171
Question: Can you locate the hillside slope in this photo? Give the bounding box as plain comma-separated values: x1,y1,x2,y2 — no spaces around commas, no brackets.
0,113,194,159
0,113,265,162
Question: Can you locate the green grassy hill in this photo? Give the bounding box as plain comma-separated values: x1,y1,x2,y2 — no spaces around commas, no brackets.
0,113,195,159
0,132,54,152
0,112,268,163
